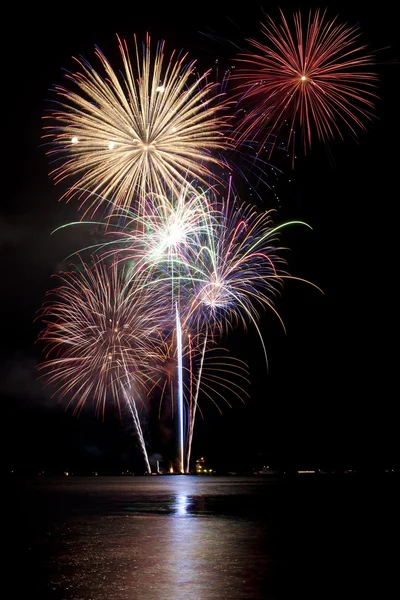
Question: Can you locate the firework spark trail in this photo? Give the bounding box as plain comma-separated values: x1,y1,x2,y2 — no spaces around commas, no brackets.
233,9,377,161
175,302,184,473
185,332,207,473
43,34,230,218
154,333,249,473
122,387,151,473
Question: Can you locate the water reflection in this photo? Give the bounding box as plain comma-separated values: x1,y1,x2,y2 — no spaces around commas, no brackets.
145,481,271,599
174,493,191,516
15,475,394,600
27,477,277,599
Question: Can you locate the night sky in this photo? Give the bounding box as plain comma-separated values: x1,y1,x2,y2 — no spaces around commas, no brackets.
1,1,398,474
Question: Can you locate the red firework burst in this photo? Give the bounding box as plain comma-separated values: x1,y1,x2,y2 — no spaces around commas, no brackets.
233,9,377,159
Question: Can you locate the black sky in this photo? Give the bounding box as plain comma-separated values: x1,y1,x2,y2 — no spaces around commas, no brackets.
1,1,398,473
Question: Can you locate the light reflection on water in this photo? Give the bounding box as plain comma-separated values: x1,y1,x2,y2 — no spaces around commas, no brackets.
22,476,277,599
174,492,191,516
12,474,390,599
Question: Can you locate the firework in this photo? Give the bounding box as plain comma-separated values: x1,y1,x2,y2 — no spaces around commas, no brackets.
184,191,313,346
38,259,163,414
48,182,319,474
66,182,318,470
37,259,166,471
233,9,377,159
44,34,230,217
97,183,218,285
131,183,317,470
182,191,322,469
44,180,319,473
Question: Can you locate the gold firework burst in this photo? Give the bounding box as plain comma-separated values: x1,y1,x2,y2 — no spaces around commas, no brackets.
44,34,230,217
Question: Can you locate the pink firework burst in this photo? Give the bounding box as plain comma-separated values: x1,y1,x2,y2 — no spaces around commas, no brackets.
37,259,164,418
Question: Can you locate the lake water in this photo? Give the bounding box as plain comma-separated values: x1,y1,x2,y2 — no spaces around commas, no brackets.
7,474,398,599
